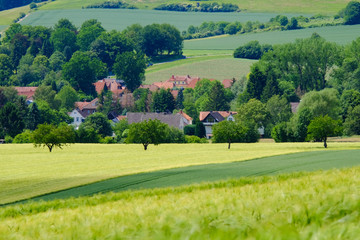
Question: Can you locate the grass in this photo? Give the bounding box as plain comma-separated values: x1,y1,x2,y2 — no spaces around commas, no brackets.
144,55,255,84
0,167,359,239
0,5,29,26
184,25,360,51
38,0,351,14
1,142,360,205
20,9,298,31
14,149,360,204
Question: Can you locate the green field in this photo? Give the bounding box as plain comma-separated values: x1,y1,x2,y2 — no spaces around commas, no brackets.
145,56,255,84
20,9,296,31
0,5,29,26
1,142,360,205
38,0,351,14
184,25,360,51
0,167,359,239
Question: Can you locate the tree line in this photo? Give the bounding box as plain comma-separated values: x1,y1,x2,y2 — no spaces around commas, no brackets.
154,2,239,12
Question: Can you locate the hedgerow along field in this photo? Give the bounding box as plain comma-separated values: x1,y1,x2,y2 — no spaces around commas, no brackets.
38,0,350,15
0,167,359,239
1,142,360,205
144,56,256,84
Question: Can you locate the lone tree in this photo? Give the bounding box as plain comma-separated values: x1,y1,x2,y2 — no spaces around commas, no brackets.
212,120,241,149
307,115,342,148
126,119,167,150
32,123,75,152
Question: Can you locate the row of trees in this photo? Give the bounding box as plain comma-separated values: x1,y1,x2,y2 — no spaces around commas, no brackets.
154,2,239,12
0,19,183,96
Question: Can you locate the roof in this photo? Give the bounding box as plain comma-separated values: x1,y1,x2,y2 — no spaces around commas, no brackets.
178,110,193,122
94,78,125,95
14,87,38,100
127,112,187,129
222,79,234,88
199,111,237,122
75,98,99,111
140,84,160,92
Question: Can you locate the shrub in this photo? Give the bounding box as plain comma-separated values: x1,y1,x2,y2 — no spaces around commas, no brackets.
30,2,37,9
13,130,33,143
185,135,208,143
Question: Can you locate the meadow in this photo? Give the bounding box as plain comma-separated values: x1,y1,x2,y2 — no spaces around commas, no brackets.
184,24,360,51
0,167,359,239
145,56,255,84
39,0,350,14
1,142,360,205
0,5,29,28
20,9,294,31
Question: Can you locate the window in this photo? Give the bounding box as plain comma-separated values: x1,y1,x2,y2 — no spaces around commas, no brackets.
207,116,215,123
76,117,79,122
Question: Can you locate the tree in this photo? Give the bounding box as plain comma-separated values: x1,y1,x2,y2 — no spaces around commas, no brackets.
32,123,75,152
62,51,107,95
307,115,342,148
113,119,129,142
204,81,230,111
237,99,269,129
343,1,360,25
34,86,60,110
82,112,112,137
233,41,263,60
0,102,25,138
50,27,78,54
113,51,146,92
55,85,79,111
151,88,176,113
54,18,77,32
246,65,267,100
126,119,167,150
213,120,242,149
25,102,42,130
266,95,292,125
344,105,360,135
297,88,341,120
0,54,13,85
194,120,206,138
176,88,184,109
77,19,105,51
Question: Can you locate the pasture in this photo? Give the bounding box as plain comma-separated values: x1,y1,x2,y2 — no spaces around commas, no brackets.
184,25,360,51
145,56,256,84
0,167,359,239
39,0,350,14
1,142,360,205
20,9,294,31
0,5,29,26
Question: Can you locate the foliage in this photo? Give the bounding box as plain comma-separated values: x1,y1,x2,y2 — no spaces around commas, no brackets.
113,119,129,142
34,85,60,110
32,123,75,152
77,19,105,51
126,119,167,150
55,85,78,111
307,115,342,148
0,54,13,85
82,112,113,137
194,120,206,138
151,88,176,113
113,51,146,92
204,80,230,111
13,130,33,143
154,2,239,12
0,102,25,138
233,41,272,60
266,95,292,125
342,1,360,25
184,124,195,136
164,127,186,143
237,99,269,129
185,135,208,143
343,105,360,135
76,125,101,143
85,1,137,9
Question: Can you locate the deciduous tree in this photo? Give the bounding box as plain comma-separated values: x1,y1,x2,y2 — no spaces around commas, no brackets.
307,115,342,148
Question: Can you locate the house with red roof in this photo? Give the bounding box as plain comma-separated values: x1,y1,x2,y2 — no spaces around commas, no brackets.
93,78,125,97
199,111,238,139
14,87,37,102
74,98,99,118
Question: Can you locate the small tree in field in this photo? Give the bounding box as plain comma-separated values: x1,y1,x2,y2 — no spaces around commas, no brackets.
213,120,242,149
307,115,342,148
126,119,167,150
32,123,75,152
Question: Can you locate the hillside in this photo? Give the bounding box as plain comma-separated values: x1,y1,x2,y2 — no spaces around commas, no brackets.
39,0,351,15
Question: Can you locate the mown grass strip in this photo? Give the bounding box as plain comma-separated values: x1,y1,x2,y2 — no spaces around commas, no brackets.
11,149,360,204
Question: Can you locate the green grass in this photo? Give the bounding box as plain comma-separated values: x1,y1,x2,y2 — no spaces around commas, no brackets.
145,55,255,84
15,149,360,204
38,0,351,14
0,167,359,239
20,9,297,31
0,5,29,26
184,25,360,51
1,142,359,205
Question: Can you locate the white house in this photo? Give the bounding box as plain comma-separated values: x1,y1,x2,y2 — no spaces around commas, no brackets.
68,109,85,129
199,111,237,139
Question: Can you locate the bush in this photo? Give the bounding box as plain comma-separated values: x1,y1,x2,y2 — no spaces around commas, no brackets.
184,124,195,135
100,136,116,144
233,41,272,60
343,1,360,25
185,135,208,143
4,135,13,144
30,2,37,9
13,130,33,143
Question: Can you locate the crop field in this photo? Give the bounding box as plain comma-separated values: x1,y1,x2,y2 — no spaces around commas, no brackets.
145,56,256,84
184,25,360,51
0,167,359,239
20,9,294,31
1,142,360,205
39,0,350,14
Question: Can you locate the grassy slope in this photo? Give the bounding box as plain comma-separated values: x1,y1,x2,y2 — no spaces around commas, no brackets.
39,0,351,14
0,167,359,239
17,149,360,203
0,5,29,26
144,56,256,84
1,142,360,205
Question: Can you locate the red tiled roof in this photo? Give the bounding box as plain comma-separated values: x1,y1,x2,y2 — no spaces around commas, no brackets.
14,87,38,100
140,84,160,92
222,79,234,88
199,111,237,121
75,98,99,111
94,78,125,95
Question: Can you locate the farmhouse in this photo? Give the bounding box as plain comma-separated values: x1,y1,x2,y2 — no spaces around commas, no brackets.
73,98,99,118
68,108,85,129
127,111,192,130
14,87,37,103
93,78,126,97
199,111,237,139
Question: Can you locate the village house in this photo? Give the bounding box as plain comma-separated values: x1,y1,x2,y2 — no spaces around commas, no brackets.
14,87,37,104
126,111,192,130
68,108,85,129
73,98,99,118
93,78,126,98
199,111,238,139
